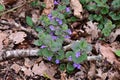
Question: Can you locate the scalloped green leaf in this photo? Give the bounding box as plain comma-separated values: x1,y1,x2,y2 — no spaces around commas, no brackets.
26,16,34,27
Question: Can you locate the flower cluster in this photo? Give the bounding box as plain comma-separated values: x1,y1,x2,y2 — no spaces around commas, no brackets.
36,0,89,72
73,63,81,69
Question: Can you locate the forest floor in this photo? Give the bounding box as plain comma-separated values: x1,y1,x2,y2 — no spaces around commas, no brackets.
0,0,120,80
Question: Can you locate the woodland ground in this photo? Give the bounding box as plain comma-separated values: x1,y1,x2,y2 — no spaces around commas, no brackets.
0,0,120,80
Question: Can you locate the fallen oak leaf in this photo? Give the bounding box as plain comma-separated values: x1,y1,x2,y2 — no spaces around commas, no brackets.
70,0,83,19
9,31,27,44
0,32,7,51
21,66,33,76
96,43,120,66
84,21,100,40
109,29,120,42
88,62,96,79
11,63,21,73
32,61,47,76
42,0,54,15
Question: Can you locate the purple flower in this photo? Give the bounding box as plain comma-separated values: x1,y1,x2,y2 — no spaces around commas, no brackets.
56,18,60,22
77,64,81,69
66,7,70,12
73,63,81,69
51,35,57,40
40,45,47,49
54,0,59,5
55,59,60,64
68,56,72,61
47,56,52,61
49,25,55,31
73,63,78,68
64,35,70,39
75,51,81,58
66,29,72,35
48,13,53,20
58,20,62,25
55,18,63,25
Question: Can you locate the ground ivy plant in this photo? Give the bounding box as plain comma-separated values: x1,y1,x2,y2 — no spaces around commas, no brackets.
27,0,92,73
80,0,120,37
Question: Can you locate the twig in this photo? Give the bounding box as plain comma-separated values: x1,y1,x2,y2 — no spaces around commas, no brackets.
0,0,34,16
0,49,102,62
0,4,25,16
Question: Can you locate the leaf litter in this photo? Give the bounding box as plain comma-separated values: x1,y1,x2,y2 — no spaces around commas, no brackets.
0,0,120,80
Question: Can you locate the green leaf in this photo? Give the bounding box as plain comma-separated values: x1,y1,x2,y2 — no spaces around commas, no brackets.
72,53,87,63
26,16,34,27
112,0,120,9
115,50,120,57
58,5,66,11
41,2,46,8
50,19,58,26
109,12,120,20
31,0,39,7
59,64,66,71
79,39,88,50
61,24,68,31
88,14,94,21
86,44,92,52
43,34,52,45
55,29,63,36
35,27,43,32
50,41,62,52
94,0,105,7
87,4,97,11
52,10,59,17
98,24,104,30
40,48,53,57
38,50,43,56
56,50,65,60
71,41,80,52
33,40,43,46
93,14,102,21
66,63,75,73
101,7,109,14
102,20,115,36
57,13,65,19
40,15,50,26
66,51,74,59
0,4,4,11
61,0,70,5
101,0,107,3
80,0,91,4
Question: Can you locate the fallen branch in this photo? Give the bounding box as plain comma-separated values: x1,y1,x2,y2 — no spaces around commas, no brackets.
0,49,102,62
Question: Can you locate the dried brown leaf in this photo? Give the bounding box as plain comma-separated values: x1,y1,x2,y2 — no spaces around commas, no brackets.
0,32,7,50
9,31,27,44
96,69,107,80
70,0,83,19
45,64,57,80
61,72,67,80
32,61,47,76
21,66,33,76
96,43,120,65
42,0,54,15
84,21,100,40
11,63,21,73
88,62,96,79
109,29,120,42
24,58,34,68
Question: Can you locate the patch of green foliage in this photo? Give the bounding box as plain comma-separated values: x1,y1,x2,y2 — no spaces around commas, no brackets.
115,50,120,57
0,4,5,11
26,16,34,27
80,0,120,37
28,0,92,73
